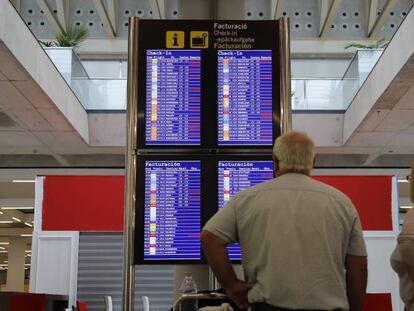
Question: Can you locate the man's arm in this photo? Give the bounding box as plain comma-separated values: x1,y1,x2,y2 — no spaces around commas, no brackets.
345,254,367,311
399,240,414,283
200,230,254,309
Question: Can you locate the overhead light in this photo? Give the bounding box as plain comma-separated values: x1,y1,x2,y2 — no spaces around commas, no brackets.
24,222,33,227
12,180,35,183
24,264,31,266
0,211,2,215
0,221,13,224
398,180,409,183
12,217,22,222
0,247,5,250
0,251,7,253
400,206,413,209
0,242,9,245
25,250,31,253
20,234,32,237
1,207,34,210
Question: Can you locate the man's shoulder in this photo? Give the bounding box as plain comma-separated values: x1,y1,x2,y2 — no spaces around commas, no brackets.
237,174,353,206
306,177,354,205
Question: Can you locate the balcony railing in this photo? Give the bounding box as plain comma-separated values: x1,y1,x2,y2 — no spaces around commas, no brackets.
45,48,383,112
292,49,383,111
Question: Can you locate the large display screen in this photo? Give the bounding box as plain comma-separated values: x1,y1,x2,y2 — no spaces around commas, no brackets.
145,50,201,145
144,160,201,260
218,50,273,146
218,160,274,260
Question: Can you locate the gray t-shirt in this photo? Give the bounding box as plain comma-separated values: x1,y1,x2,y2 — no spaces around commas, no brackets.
391,208,414,311
203,173,367,310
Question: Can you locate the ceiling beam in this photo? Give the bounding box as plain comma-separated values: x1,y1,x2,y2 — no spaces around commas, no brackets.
271,0,286,19
92,0,116,37
367,0,378,35
36,0,63,34
369,0,398,39
319,0,343,38
55,0,69,30
106,0,117,30
10,0,21,11
149,0,165,19
319,0,329,34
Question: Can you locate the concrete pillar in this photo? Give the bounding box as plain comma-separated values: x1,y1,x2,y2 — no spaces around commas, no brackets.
6,237,26,292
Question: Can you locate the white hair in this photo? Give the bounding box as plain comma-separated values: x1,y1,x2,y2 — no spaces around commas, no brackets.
273,131,315,174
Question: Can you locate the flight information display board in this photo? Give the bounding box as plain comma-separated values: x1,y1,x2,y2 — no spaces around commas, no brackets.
145,50,201,145
218,160,274,260
143,161,201,260
218,50,273,146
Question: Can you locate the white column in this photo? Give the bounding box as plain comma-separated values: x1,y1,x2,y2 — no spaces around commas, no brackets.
6,237,26,292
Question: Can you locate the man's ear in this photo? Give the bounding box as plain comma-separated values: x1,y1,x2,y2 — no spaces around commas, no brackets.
273,157,279,174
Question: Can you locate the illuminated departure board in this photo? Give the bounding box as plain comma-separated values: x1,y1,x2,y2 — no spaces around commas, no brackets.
144,161,201,260
145,50,201,145
218,50,273,146
218,161,274,260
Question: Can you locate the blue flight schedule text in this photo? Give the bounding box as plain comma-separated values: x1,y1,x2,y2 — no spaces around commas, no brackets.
145,50,201,145
218,50,273,146
144,161,201,260
218,161,274,260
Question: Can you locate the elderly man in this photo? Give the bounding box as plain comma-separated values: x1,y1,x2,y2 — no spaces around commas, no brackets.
391,163,414,311
201,131,367,311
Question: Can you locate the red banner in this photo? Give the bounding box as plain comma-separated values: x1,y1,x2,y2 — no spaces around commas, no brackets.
42,176,124,231
314,176,393,231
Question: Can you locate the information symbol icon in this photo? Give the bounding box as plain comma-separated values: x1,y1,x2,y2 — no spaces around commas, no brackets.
166,31,184,48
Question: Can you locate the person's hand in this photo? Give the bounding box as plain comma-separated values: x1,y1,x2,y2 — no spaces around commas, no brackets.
225,280,255,309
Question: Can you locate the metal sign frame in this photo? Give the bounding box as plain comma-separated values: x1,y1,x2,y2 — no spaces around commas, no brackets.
123,16,291,311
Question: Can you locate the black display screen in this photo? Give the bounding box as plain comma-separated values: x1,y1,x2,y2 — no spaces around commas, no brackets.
143,160,201,260
218,50,273,146
145,50,201,145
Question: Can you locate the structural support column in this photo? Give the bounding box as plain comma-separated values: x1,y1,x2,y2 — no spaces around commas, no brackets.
6,237,26,292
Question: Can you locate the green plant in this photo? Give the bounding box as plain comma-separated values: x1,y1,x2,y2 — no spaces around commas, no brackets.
345,38,389,50
39,40,54,47
55,26,89,48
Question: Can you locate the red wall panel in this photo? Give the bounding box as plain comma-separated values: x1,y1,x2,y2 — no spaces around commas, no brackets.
42,176,124,231
364,293,392,311
41,175,393,232
314,176,393,231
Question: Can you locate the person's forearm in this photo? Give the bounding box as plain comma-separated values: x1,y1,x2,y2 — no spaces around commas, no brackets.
346,259,367,311
200,230,238,289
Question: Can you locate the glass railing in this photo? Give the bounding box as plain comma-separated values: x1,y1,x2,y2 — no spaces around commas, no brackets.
292,49,383,111
44,47,126,110
71,79,127,110
44,48,383,112
291,78,360,110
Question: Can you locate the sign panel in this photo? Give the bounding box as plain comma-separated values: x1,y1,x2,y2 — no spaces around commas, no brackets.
136,20,281,150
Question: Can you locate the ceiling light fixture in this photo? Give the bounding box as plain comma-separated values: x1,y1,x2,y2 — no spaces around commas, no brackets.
12,217,22,222
0,242,9,245
0,221,13,224
398,179,409,183
12,180,35,183
0,247,5,250
24,222,33,227
1,207,34,210
400,206,413,209
20,234,32,237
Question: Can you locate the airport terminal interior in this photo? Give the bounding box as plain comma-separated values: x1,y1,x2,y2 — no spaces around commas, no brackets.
0,0,414,310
